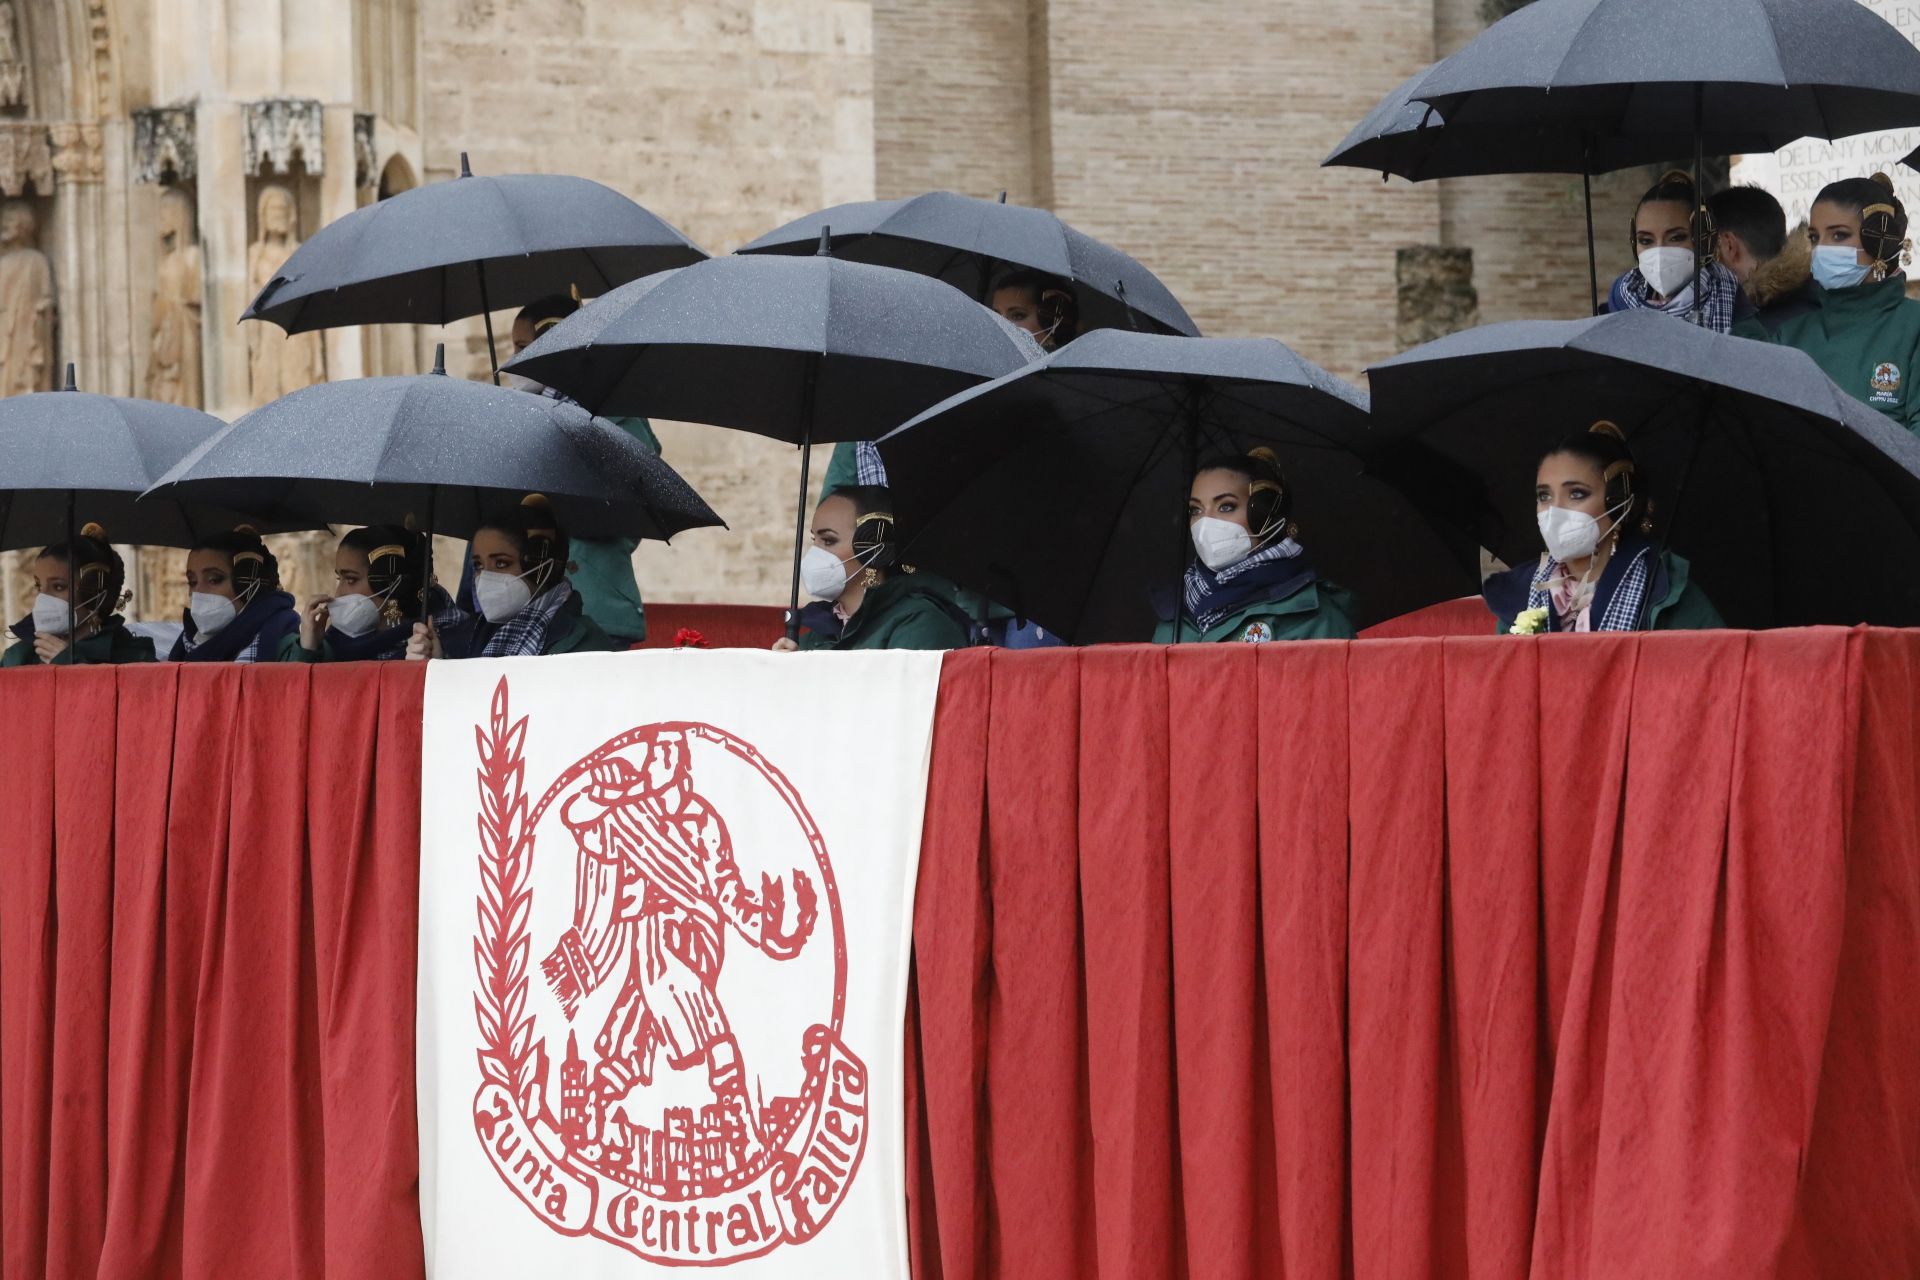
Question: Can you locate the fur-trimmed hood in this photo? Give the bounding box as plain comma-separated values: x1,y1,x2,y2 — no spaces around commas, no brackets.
1747,226,1812,308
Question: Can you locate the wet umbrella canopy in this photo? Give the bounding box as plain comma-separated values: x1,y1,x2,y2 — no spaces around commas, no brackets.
144,351,722,544
1409,0,1920,145
876,330,1477,643
0,370,303,549
241,156,707,381
505,244,1042,637
735,191,1199,337
1366,310,1920,629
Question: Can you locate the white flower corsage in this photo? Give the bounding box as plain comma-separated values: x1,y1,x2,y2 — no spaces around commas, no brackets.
1510,606,1549,636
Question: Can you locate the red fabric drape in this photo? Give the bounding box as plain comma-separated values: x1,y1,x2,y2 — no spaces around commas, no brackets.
907,631,1920,1278
6,633,1919,1279
0,663,425,1280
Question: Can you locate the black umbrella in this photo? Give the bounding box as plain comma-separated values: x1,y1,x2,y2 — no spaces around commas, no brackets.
1389,0,1920,318
734,191,1199,337
1366,309,1920,628
145,346,723,618
241,154,706,381
504,239,1043,637
0,364,316,641
1325,67,1709,311
874,329,1479,643
0,365,302,550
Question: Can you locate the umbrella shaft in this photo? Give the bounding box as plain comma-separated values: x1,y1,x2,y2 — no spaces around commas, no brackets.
787,359,818,642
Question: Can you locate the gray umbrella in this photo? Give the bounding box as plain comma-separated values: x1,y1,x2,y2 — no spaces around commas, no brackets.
0,365,306,550
734,191,1199,337
241,154,707,380
875,330,1478,642
145,346,723,553
504,242,1043,637
1338,0,1920,313
1366,309,1920,628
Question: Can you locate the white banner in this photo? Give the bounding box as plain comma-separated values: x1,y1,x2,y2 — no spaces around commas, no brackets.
417,650,943,1277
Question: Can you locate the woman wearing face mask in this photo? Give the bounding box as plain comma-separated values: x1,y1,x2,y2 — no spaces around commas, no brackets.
1152,448,1355,643
1770,173,1920,431
279,525,429,662
167,526,301,662
1605,170,1753,333
1482,422,1722,634
406,494,613,660
770,484,969,651
3,523,153,666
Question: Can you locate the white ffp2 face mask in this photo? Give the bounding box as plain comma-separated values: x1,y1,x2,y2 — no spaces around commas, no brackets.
189,591,238,638
1190,516,1254,572
474,569,536,623
328,591,383,638
1638,246,1696,298
801,545,853,601
32,592,75,636
1538,496,1632,563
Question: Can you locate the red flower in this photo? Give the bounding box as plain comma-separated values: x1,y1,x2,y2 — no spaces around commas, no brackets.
673,627,710,649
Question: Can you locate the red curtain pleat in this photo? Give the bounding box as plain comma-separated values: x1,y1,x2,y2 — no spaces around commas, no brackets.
7,634,1920,1279
0,661,426,1280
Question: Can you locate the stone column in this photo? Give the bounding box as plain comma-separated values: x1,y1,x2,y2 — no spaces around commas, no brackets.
1396,245,1479,352
196,98,249,420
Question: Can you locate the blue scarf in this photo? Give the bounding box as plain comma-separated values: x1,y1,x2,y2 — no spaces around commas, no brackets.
1523,532,1658,632
433,580,576,658
1608,262,1749,334
1179,538,1315,633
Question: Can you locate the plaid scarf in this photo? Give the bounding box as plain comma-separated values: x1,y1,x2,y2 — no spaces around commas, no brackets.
434,580,575,657
854,441,888,486
1609,261,1743,334
1525,542,1653,632
1182,536,1309,633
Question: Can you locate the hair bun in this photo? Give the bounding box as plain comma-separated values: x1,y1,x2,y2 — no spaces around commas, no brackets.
521,493,551,511
1247,446,1282,467
1656,168,1694,188
234,523,258,536
1872,172,1896,192
1588,419,1626,441
79,521,106,540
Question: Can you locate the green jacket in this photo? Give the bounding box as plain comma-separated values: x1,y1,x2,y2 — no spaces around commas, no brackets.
1483,549,1723,633
1151,580,1357,643
2,621,156,667
1770,275,1920,432
570,416,661,642
797,574,970,651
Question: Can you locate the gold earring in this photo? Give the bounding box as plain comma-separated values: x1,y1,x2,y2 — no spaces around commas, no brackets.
860,567,882,589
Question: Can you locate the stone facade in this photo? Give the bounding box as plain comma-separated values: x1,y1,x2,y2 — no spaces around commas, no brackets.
10,0,1645,619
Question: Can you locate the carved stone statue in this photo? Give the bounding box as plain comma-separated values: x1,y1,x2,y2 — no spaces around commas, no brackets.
0,200,53,396
147,187,203,408
246,184,322,406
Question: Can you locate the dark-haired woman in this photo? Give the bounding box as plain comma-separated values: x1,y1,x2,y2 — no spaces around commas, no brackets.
771,485,969,652
1605,170,1754,333
1152,449,1355,643
1483,423,1722,634
407,496,613,660
1771,173,1920,431
168,527,300,662
279,525,428,662
3,523,154,666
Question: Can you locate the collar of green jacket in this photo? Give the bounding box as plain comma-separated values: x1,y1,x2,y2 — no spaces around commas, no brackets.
1815,272,1911,325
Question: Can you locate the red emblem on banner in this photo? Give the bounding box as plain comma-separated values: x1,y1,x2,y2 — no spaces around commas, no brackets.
470,678,867,1265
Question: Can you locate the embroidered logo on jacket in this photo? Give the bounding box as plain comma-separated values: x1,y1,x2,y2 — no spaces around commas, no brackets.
1871,362,1903,405
1240,621,1273,644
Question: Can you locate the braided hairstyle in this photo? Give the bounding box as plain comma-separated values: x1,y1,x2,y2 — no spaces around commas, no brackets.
339,523,428,626
39,521,127,622
1192,447,1296,547
475,494,568,596
1811,172,1910,279
191,526,279,603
